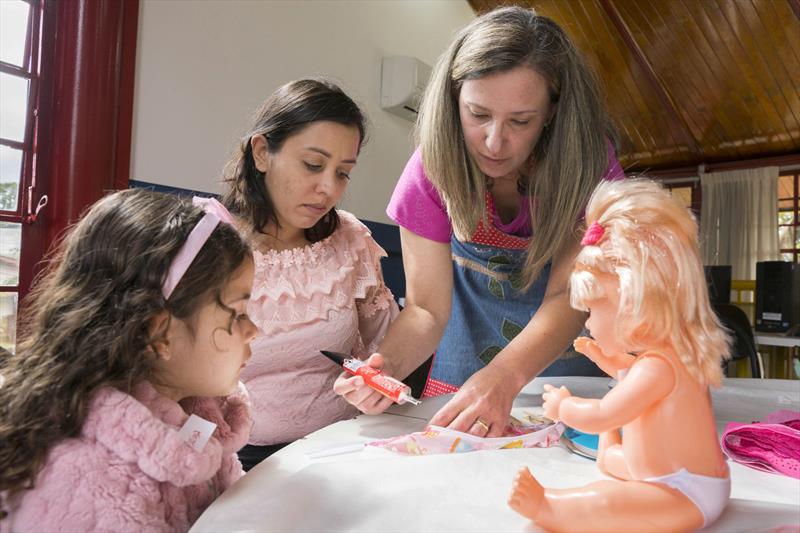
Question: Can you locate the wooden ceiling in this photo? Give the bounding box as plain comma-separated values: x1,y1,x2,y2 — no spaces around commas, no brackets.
468,0,800,173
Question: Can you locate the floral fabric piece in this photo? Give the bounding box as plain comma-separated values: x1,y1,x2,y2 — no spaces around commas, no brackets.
368,413,563,456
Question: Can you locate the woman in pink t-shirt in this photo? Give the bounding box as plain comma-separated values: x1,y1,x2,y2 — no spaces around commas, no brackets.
221,79,399,470
335,7,623,437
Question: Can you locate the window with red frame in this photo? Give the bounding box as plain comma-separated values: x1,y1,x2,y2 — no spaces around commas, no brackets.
778,171,800,263
1,0,42,353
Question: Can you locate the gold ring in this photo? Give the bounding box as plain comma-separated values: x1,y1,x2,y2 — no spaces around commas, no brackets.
474,418,490,432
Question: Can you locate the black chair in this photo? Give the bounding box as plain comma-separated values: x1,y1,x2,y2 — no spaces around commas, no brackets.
705,265,732,305
405,355,433,399
712,303,762,378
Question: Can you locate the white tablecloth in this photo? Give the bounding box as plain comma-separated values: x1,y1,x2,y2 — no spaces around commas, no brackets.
191,377,800,532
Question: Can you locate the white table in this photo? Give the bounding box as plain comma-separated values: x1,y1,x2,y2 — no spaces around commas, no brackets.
192,377,800,532
753,333,799,380
754,332,800,349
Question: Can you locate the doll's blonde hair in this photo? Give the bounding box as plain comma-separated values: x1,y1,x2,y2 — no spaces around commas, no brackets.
569,178,730,386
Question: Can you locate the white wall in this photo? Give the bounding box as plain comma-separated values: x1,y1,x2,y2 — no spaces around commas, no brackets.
130,0,475,224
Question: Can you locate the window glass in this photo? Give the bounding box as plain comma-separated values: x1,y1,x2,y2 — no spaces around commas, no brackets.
0,222,21,286
669,186,692,208
0,0,29,67
778,174,794,199
779,226,794,250
0,73,29,142
0,292,17,354
777,173,799,263
0,0,38,357
0,145,22,211
778,209,794,225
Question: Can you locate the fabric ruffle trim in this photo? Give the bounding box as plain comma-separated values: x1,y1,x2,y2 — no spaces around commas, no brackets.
248,210,392,332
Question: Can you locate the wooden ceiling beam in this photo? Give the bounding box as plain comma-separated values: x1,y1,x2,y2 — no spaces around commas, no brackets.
629,151,800,177
789,0,800,21
597,0,703,159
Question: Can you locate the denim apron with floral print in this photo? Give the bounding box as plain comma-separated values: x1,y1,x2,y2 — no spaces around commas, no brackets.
422,194,603,397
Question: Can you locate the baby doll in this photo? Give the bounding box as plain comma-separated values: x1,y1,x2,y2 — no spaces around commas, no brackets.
509,178,732,532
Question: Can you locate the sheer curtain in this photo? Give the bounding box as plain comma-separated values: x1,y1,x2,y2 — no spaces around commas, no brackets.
700,166,779,280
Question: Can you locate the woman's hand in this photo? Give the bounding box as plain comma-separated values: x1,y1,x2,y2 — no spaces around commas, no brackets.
332,353,395,415
428,363,518,438
541,383,571,422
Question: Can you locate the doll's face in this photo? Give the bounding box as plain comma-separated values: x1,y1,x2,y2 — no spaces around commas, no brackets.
584,274,627,355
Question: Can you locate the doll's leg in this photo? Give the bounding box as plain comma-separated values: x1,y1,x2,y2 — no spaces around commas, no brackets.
508,467,546,519
509,468,704,533
596,430,631,480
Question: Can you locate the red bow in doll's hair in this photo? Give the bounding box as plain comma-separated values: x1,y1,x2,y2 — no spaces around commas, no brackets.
581,221,605,246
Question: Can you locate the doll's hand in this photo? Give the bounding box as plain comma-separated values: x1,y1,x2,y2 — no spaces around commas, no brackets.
428,363,518,438
573,336,605,362
332,353,395,415
541,384,571,422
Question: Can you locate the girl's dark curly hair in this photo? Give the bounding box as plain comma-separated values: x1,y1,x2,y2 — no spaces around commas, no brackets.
0,188,250,503
221,77,367,242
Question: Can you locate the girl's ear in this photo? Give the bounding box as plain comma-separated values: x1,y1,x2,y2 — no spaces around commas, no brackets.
250,134,271,173
148,310,172,361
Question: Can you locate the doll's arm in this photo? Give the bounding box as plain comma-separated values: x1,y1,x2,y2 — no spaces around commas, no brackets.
556,356,675,434
573,337,635,377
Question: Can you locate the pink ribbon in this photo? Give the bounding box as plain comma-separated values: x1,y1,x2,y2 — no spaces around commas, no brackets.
581,221,605,246
162,197,236,299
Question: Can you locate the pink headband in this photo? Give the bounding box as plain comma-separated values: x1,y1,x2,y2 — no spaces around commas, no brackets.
162,197,236,299
581,221,605,246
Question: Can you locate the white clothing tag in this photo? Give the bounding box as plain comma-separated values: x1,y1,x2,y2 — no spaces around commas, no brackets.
178,414,217,452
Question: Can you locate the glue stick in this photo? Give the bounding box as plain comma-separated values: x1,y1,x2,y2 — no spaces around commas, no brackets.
320,350,421,406
342,357,421,405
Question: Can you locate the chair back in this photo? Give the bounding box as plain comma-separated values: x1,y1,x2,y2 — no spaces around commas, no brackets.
713,303,762,378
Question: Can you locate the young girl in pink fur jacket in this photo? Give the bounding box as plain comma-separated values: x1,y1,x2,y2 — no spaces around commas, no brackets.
0,189,258,531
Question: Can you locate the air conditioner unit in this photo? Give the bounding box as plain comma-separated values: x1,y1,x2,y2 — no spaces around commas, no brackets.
380,56,432,122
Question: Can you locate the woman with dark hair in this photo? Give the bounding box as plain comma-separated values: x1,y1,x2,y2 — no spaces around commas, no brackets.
222,78,398,471
335,7,624,437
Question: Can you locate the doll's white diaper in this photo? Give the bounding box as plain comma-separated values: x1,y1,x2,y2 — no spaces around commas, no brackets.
645,467,731,527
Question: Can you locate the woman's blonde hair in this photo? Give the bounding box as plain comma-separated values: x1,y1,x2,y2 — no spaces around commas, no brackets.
417,6,615,287
569,179,730,387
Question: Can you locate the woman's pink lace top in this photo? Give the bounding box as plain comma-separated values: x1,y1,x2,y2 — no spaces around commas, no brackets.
241,210,399,445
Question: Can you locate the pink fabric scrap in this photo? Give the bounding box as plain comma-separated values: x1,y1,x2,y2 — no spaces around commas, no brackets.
721,409,800,479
